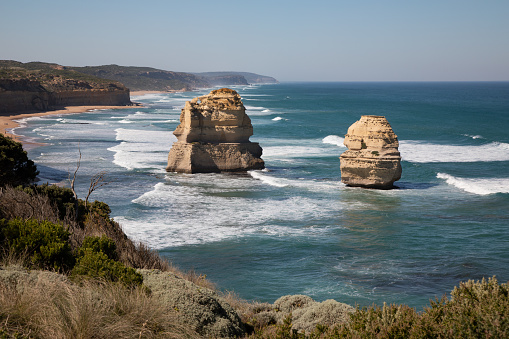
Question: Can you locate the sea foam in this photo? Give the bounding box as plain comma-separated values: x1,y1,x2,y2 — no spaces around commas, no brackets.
400,141,509,163
249,170,344,191
115,178,342,248
107,128,175,170
322,135,345,147
437,173,509,195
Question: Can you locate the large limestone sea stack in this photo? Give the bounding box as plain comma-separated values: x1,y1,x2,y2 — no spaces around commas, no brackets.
166,88,264,173
340,115,402,189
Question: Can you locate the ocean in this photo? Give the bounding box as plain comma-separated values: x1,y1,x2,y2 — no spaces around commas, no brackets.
17,82,509,310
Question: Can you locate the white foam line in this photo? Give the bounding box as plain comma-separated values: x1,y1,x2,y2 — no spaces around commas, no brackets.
437,173,509,195
400,141,509,163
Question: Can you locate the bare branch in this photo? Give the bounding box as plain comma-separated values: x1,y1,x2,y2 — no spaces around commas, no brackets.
68,146,81,223
85,171,109,206
69,147,81,201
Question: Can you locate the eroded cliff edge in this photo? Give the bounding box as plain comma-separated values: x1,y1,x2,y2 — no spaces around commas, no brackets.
0,61,131,114
167,88,264,173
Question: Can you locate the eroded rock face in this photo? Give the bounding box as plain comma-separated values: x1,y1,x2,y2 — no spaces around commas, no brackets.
0,78,131,114
167,88,264,173
340,115,402,189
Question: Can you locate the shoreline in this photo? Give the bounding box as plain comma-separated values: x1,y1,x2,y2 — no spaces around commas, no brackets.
0,105,135,145
1,90,182,146
130,90,180,96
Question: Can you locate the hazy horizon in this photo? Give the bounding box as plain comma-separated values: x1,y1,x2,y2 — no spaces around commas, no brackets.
1,0,508,82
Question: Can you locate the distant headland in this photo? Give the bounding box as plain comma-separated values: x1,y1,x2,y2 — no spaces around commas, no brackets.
0,60,278,142
0,60,278,114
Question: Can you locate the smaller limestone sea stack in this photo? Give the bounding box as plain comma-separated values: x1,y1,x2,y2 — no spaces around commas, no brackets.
166,88,264,173
340,115,402,189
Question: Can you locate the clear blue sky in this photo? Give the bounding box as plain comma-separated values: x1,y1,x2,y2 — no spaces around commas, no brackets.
1,0,508,81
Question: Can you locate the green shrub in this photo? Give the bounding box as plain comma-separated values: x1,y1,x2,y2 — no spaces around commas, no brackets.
71,238,143,288
0,135,38,187
329,277,509,338
0,218,73,271
418,276,509,338
336,303,419,338
79,235,117,260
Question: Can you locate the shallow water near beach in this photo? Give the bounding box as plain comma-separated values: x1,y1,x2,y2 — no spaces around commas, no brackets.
18,82,509,309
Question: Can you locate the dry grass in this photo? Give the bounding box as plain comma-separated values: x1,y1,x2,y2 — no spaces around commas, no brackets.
0,186,64,225
175,266,216,290
0,268,197,338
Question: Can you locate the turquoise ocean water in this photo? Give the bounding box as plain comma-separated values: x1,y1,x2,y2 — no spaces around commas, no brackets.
17,82,509,309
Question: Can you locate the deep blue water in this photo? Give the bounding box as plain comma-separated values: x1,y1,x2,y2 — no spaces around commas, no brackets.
17,82,509,310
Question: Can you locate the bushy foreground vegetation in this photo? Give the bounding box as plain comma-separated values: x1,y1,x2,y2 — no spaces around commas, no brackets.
1,135,508,338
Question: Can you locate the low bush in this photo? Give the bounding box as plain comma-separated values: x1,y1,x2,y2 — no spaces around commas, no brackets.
78,235,117,260
71,238,143,288
250,277,509,338
0,218,73,271
417,276,509,338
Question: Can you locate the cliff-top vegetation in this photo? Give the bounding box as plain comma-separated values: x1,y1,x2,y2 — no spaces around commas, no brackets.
0,60,127,91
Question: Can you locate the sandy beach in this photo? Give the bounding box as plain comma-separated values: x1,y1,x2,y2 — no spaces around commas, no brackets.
0,105,134,145
130,90,168,96
1,91,176,146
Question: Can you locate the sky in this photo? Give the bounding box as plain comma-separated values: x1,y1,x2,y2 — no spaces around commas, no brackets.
1,0,508,82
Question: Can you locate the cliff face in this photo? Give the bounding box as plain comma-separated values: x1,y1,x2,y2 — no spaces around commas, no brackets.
0,63,131,114
340,115,402,189
167,88,264,173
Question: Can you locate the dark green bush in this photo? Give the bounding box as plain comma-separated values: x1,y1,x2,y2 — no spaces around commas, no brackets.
0,135,38,187
71,236,143,288
0,218,73,271
79,235,118,261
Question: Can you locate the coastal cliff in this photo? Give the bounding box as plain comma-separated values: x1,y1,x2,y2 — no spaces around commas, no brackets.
0,61,131,114
167,88,265,173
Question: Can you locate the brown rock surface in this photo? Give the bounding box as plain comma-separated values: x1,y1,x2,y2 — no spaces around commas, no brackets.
0,78,131,114
167,88,264,173
340,115,402,189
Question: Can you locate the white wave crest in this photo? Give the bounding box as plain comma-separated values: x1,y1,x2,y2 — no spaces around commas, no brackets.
249,170,344,191
322,135,345,147
437,173,509,195
249,170,288,187
400,141,509,163
272,117,287,121
107,128,176,170
263,146,330,159
463,134,484,140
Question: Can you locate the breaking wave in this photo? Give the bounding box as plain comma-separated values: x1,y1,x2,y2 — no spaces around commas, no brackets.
437,173,509,195
400,141,509,163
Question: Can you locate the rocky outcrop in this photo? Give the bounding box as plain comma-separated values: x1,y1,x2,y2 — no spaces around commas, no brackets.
139,269,245,338
166,88,264,173
340,115,402,189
